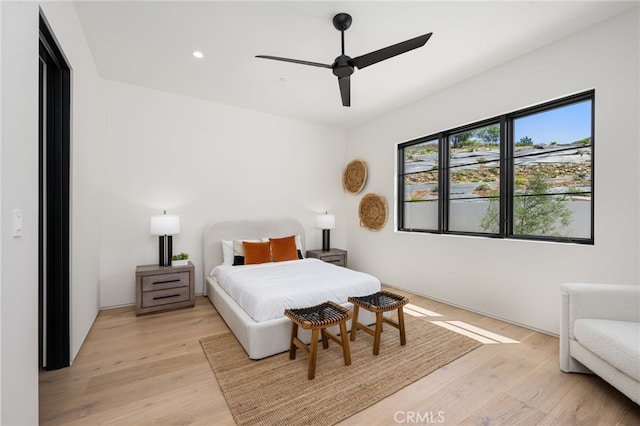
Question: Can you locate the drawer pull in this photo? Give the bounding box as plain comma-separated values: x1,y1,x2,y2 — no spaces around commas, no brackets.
153,279,180,285
153,293,181,300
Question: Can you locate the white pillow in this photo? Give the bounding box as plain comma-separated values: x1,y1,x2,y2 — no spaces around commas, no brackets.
295,235,305,258
221,240,234,265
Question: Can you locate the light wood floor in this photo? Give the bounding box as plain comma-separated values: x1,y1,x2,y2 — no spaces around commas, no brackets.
40,288,640,425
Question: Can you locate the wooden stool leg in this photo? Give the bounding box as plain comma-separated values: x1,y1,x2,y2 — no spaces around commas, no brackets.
289,322,298,360
398,307,406,346
350,305,360,341
373,312,383,355
339,321,351,366
308,328,319,380
321,328,329,349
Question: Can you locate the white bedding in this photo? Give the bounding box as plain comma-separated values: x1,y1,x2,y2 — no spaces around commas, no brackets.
212,258,380,323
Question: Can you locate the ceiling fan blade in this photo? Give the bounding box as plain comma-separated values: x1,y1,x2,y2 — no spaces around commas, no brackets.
338,76,350,107
352,33,432,70
255,55,332,69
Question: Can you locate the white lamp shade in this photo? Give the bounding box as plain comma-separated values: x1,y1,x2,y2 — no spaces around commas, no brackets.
150,214,180,235
316,214,336,230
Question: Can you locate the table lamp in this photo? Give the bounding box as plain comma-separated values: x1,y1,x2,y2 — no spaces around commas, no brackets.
316,212,335,252
150,211,180,266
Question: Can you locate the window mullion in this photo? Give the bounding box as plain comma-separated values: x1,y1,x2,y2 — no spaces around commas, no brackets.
439,133,448,233
502,116,511,237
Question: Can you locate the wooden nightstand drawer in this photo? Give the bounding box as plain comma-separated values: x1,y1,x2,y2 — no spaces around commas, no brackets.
142,272,189,292
320,255,345,266
142,286,191,308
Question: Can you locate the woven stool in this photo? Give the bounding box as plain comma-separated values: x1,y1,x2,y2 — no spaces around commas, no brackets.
348,290,409,355
284,301,353,380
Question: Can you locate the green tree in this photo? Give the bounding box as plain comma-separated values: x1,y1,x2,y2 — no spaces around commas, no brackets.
517,136,533,146
475,124,500,145
450,131,472,149
480,170,573,236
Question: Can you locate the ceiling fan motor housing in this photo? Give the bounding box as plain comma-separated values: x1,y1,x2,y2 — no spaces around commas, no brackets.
332,55,354,77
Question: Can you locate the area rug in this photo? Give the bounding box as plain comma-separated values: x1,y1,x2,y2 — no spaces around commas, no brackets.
200,316,481,426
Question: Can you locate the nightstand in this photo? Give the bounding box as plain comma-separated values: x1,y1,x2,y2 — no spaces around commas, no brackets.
306,248,347,267
135,262,195,315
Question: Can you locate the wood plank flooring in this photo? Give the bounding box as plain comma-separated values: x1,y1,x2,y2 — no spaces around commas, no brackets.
39,287,640,425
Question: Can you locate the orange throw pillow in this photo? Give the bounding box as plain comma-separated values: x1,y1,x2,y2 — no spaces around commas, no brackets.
270,235,299,262
243,241,271,265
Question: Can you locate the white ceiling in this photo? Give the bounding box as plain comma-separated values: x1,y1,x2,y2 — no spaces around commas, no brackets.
73,1,637,129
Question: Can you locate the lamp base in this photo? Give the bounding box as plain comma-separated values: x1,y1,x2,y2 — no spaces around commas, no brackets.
322,229,331,251
158,235,173,266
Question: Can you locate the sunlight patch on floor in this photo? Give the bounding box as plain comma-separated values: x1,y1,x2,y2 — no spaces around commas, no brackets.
429,320,520,344
430,321,500,344
404,303,443,317
446,321,520,344
403,303,519,345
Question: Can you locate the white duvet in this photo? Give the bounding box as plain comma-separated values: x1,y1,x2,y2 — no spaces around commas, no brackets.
212,258,380,323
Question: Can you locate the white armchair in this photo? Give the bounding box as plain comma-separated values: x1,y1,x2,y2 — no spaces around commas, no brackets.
560,283,640,404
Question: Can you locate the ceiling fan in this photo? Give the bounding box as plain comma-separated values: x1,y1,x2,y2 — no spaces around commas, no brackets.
256,13,433,107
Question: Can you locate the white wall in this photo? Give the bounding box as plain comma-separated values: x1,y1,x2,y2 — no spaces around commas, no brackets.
97,81,347,307
1,1,101,423
1,2,39,423
346,8,640,335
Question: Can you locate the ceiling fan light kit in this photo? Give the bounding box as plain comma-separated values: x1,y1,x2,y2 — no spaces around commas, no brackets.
256,13,432,107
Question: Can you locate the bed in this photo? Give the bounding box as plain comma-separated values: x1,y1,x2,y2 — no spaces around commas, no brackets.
203,218,380,359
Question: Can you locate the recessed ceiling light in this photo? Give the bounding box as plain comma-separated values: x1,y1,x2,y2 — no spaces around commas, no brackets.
192,51,204,59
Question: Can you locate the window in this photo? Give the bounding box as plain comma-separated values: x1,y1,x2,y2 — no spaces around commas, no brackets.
402,138,439,230
448,122,501,234
398,91,593,244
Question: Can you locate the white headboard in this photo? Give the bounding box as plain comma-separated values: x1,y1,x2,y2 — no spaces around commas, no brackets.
202,218,305,282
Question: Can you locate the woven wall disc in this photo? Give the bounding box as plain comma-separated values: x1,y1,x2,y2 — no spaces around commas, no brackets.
359,193,388,232
343,160,367,194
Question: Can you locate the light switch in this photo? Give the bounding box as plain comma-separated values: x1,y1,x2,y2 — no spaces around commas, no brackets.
13,209,23,237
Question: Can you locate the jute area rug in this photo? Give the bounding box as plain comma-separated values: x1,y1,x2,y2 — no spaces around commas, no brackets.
200,316,481,426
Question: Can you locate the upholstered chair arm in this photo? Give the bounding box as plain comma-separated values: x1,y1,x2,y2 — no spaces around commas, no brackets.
560,283,640,372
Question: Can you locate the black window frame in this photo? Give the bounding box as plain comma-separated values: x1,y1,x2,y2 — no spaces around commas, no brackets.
397,90,594,245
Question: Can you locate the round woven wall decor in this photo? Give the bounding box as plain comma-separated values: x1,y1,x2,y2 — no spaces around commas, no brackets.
359,193,388,232
342,159,367,194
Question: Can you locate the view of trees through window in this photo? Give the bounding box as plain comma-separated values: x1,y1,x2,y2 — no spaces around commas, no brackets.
399,91,593,243
403,139,439,230
448,123,501,233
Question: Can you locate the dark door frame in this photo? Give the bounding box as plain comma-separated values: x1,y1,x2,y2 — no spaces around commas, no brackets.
39,14,71,370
